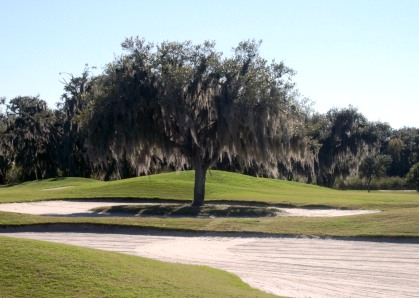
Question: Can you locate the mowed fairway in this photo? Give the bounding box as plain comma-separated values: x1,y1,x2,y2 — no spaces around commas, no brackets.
1,170,419,297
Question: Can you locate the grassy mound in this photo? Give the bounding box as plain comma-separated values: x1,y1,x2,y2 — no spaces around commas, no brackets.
0,170,417,210
0,236,274,298
1,170,418,237
92,204,280,217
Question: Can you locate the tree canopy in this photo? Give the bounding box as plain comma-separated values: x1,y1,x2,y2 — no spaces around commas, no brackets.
82,38,307,205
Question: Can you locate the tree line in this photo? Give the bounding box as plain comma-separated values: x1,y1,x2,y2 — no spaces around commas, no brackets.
1,38,418,202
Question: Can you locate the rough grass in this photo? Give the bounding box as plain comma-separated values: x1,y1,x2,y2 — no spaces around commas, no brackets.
0,236,274,298
0,170,418,238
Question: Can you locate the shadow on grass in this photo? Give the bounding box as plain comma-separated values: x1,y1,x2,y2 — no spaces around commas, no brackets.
92,204,279,218
61,198,342,210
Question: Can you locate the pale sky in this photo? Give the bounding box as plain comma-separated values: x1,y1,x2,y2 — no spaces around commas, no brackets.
1,0,418,128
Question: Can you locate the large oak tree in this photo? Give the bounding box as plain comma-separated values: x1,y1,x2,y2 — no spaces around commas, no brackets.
83,38,306,206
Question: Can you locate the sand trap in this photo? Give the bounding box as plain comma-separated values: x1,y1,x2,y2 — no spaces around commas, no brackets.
2,229,418,297
0,201,140,217
0,200,380,217
279,207,379,217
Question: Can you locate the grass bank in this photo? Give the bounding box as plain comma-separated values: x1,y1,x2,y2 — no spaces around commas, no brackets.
0,236,273,298
1,170,418,209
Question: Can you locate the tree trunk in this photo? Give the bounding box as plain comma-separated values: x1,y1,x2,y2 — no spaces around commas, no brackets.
192,164,207,206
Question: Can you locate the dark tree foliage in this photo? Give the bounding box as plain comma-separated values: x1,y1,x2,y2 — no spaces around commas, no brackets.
382,128,419,177
406,162,419,191
0,97,10,183
308,107,379,187
82,38,307,205
58,67,93,177
1,96,59,180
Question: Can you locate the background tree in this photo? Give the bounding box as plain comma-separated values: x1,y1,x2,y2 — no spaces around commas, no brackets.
82,38,306,206
359,154,392,192
312,107,378,187
387,138,404,162
406,162,419,191
0,97,11,183
1,96,59,180
384,128,419,177
58,66,93,177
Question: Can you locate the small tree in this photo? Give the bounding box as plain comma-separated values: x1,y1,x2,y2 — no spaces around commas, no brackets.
406,162,419,191
359,154,392,192
82,38,306,206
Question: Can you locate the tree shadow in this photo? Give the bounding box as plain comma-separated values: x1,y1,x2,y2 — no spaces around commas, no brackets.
93,204,279,218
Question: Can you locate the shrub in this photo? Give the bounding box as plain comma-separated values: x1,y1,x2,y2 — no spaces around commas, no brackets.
334,176,408,190
374,176,407,190
5,164,22,184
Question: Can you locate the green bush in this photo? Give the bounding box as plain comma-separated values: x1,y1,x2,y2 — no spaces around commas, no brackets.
374,176,407,190
334,176,408,190
334,177,365,190
5,164,22,184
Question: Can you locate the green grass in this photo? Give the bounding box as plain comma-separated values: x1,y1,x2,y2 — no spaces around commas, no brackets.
0,170,418,238
0,236,274,298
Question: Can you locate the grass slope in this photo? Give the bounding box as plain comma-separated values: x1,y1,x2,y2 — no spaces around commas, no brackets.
0,170,418,237
0,236,274,298
1,170,418,208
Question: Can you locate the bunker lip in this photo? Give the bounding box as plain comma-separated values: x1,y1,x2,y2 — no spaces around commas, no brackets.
2,224,418,243
0,200,380,217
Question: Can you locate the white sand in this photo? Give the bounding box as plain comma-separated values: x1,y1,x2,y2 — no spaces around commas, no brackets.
2,231,419,297
0,201,141,216
0,200,380,217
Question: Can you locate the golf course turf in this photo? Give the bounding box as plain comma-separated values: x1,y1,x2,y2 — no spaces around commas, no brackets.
1,170,418,297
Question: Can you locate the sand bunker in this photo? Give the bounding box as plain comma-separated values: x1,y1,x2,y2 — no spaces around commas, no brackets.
0,200,379,217
2,229,418,297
